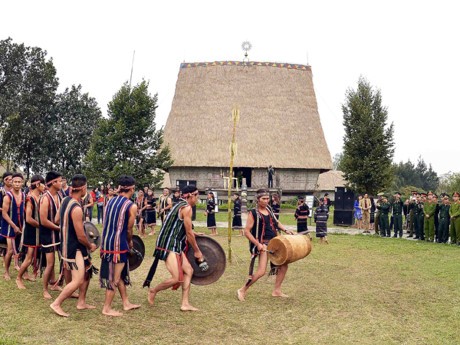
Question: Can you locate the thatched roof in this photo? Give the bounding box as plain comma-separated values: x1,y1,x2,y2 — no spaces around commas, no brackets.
316,170,346,191
164,61,332,170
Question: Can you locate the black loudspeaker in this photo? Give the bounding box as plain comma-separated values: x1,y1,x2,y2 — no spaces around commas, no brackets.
335,187,355,210
335,187,345,210
333,209,354,226
343,190,355,210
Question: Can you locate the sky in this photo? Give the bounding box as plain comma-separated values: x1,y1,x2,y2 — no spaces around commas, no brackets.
2,0,459,175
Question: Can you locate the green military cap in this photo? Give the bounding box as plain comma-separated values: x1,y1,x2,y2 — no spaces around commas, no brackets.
377,192,385,196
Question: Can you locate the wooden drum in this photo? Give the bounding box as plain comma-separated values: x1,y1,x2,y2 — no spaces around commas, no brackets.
267,235,312,266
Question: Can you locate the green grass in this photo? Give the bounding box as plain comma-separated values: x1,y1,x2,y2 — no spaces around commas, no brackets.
1,230,459,344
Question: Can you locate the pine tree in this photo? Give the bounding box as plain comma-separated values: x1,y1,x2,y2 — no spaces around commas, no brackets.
341,77,394,195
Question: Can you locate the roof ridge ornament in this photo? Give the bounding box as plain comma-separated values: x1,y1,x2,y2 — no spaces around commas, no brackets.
241,41,252,65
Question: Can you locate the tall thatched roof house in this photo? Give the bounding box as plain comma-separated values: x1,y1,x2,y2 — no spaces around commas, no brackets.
163,61,332,192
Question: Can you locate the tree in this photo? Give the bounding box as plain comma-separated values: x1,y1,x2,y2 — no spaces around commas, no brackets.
0,38,58,179
48,85,101,177
438,172,460,195
341,77,394,195
84,81,172,187
332,152,344,171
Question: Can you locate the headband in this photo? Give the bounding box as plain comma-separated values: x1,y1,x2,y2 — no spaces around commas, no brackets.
46,177,61,186
71,184,87,191
256,192,270,199
118,185,135,191
31,180,42,187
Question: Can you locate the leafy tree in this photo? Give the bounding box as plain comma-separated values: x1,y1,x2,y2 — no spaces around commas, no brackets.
341,77,394,195
437,172,459,195
84,81,172,188
47,85,101,177
332,152,344,171
0,38,58,179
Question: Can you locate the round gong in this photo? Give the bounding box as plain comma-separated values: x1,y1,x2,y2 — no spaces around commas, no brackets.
186,236,226,286
128,235,145,271
84,222,101,249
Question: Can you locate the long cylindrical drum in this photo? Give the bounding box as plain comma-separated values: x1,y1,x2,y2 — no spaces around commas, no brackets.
267,235,312,266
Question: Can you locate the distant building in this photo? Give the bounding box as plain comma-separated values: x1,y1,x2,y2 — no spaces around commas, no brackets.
163,61,332,193
315,170,347,201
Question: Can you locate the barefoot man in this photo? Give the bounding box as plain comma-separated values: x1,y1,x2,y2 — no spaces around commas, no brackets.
50,174,97,317
237,188,294,301
144,185,204,311
39,171,63,299
16,175,45,289
99,175,140,316
1,173,25,280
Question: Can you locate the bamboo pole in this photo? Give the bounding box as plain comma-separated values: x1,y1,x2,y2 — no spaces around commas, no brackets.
227,106,239,263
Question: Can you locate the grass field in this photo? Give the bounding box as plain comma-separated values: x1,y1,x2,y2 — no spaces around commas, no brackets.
1,229,459,345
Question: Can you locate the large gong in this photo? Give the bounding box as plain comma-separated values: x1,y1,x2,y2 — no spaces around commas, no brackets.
128,235,145,271
186,236,226,286
84,222,101,249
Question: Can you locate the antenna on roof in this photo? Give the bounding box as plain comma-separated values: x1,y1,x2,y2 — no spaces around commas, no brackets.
306,51,310,66
242,41,252,65
129,50,135,89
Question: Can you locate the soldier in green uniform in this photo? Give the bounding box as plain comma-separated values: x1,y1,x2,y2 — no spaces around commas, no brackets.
377,195,390,237
449,192,460,245
392,192,404,238
438,195,450,244
423,192,437,242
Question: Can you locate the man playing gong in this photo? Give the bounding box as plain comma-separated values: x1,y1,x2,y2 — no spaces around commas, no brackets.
237,189,294,301
144,185,204,311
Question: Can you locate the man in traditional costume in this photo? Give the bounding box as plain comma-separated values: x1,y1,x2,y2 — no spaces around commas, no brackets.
1,173,25,280
39,171,63,299
99,175,140,316
50,174,97,317
145,185,204,311
295,196,310,233
16,175,45,289
158,187,172,224
237,189,294,301
0,172,13,256
232,192,243,236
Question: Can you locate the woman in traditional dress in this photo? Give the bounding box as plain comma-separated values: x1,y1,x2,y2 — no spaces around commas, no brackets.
206,191,217,235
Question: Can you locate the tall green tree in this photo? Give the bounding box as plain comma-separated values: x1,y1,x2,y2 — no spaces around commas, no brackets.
84,81,172,187
341,77,394,194
0,38,58,179
49,85,101,177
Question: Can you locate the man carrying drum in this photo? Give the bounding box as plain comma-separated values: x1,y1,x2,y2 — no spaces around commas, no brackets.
237,188,294,301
